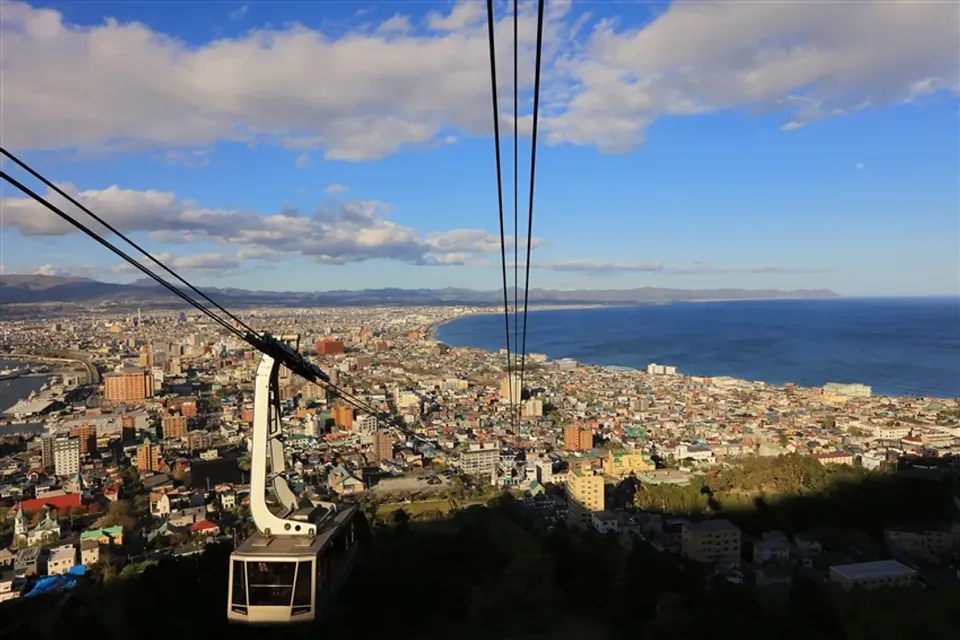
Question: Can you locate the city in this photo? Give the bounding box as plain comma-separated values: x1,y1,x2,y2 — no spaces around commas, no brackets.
0,303,958,623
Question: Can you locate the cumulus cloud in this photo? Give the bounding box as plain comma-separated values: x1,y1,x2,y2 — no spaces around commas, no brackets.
548,0,959,151
0,183,544,268
323,184,349,194
533,259,827,275
2,1,562,161
2,1,954,159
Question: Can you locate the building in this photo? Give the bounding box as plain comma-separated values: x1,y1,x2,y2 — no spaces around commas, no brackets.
829,560,917,590
563,425,594,452
332,404,354,429
136,438,162,473
681,519,742,566
647,363,678,375
459,442,500,483
103,369,155,403
161,414,188,439
47,544,77,576
604,450,654,478
567,465,604,527
53,437,80,477
67,424,96,455
184,430,208,452
40,435,55,469
500,373,522,404
374,430,396,461
316,339,345,356
522,398,543,418
823,382,872,398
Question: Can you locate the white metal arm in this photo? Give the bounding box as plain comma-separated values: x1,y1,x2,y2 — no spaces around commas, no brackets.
250,350,316,537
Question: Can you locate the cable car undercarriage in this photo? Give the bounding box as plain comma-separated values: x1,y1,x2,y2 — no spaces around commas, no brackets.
227,335,360,625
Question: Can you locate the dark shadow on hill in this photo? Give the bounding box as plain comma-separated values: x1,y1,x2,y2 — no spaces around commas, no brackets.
3,465,960,640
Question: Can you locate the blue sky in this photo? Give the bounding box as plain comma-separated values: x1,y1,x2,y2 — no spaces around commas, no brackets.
1,0,958,296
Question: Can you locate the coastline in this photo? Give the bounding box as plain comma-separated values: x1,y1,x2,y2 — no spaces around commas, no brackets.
425,301,957,400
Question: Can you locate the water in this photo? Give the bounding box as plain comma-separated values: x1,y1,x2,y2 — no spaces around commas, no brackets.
0,359,54,437
435,298,960,398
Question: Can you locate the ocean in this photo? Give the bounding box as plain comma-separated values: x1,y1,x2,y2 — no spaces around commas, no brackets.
435,298,960,399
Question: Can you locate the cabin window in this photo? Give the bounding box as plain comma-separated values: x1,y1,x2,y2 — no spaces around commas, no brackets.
293,561,313,606
247,561,296,606
231,560,247,606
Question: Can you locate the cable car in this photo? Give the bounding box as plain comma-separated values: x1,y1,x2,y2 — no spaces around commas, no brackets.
228,501,360,624
227,336,361,624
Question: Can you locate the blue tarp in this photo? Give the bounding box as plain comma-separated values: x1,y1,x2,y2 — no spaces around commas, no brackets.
23,565,86,598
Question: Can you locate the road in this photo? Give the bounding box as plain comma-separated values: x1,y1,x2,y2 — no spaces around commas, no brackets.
3,350,100,384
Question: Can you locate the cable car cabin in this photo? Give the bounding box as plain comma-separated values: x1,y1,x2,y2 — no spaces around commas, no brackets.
228,503,360,625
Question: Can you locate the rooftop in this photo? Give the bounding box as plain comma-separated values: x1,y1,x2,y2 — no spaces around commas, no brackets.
830,559,917,581
233,503,358,560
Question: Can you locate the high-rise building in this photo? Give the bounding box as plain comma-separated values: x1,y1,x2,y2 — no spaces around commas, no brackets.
500,373,522,404
41,435,55,469
161,414,188,439
136,438,162,473
563,425,594,452
70,424,97,455
374,430,397,461
566,464,604,527
332,404,354,429
53,437,81,477
103,369,155,403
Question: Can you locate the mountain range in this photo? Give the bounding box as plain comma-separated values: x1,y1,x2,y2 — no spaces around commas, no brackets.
0,274,840,308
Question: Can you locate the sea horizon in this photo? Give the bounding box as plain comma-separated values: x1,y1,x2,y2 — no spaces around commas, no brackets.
434,297,960,399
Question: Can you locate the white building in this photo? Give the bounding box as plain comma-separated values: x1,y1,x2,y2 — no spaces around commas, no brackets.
53,437,80,477
47,544,77,576
459,442,500,484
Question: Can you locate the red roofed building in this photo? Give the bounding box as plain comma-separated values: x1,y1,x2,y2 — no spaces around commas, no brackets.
190,520,221,536
9,492,83,517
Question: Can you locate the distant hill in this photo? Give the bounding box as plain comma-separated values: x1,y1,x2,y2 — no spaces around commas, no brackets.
0,274,840,307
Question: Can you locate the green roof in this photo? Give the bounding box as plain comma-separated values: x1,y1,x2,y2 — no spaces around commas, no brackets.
80,525,123,540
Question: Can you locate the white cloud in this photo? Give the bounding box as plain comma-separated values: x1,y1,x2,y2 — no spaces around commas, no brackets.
230,4,249,21
0,183,545,267
31,263,103,278
294,153,310,168
548,0,959,151
2,1,955,160
323,184,349,194
3,1,559,161
377,14,412,35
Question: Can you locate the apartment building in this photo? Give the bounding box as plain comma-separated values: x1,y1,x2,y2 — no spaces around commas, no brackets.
681,519,742,566
103,368,155,403
53,437,80,477
459,442,500,483
567,465,604,528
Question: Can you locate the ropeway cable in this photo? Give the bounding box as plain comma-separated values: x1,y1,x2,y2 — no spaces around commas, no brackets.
1,148,261,339
0,161,411,436
518,0,546,403
485,0,516,429
512,0,520,432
